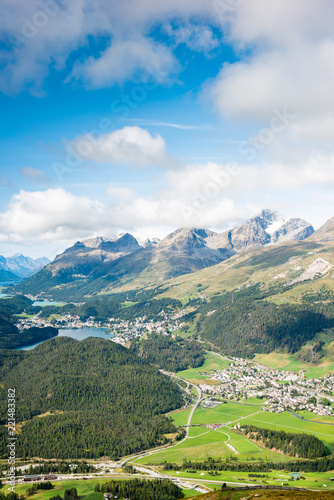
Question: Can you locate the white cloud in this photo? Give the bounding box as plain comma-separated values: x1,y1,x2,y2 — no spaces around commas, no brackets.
68,38,178,89
209,41,334,122
0,0,216,94
208,0,334,133
0,188,106,243
2,156,334,251
164,23,218,52
68,126,172,168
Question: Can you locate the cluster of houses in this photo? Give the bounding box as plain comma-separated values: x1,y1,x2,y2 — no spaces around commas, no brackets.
198,359,334,417
103,309,186,346
17,308,186,347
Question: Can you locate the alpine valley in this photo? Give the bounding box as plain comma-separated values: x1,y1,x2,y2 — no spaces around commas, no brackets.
2,209,334,499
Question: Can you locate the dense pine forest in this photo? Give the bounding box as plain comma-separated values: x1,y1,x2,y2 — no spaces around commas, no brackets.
130,333,205,372
74,296,183,321
98,479,184,500
242,425,327,459
0,337,183,459
194,286,334,357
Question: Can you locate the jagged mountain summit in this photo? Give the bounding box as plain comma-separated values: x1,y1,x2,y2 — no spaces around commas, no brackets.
13,209,314,300
212,209,314,253
0,254,50,280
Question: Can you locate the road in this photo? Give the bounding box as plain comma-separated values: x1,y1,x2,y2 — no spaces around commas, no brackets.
118,374,202,488
172,375,202,438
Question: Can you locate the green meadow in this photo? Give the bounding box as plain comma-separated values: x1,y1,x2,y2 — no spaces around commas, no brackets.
176,353,231,385
253,329,334,379
135,402,334,465
163,469,334,492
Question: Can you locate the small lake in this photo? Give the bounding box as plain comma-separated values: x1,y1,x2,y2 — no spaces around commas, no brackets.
0,294,66,306
33,300,66,307
16,327,114,351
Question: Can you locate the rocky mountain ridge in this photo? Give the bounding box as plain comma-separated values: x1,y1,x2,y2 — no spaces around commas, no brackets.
12,209,314,300
0,254,50,280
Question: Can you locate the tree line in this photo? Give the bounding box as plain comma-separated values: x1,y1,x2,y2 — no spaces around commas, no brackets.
242,425,327,459
96,478,184,500
163,454,334,473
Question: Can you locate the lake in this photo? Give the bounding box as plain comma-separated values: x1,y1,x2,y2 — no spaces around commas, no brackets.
33,300,66,307
0,294,66,306
16,327,114,351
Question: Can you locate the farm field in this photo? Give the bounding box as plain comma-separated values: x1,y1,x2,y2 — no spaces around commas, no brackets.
254,351,334,379
176,353,231,385
135,402,334,465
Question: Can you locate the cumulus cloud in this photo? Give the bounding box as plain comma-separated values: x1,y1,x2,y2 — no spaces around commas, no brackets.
68,38,178,89
0,0,216,94
209,42,334,122
3,155,334,248
209,0,334,129
68,126,173,168
0,188,106,243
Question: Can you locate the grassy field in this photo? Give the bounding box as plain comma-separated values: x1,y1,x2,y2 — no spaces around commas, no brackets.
253,351,334,379
135,401,334,465
163,469,334,491
176,353,231,385
2,478,105,500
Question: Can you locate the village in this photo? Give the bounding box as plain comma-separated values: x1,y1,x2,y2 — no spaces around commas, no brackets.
16,308,334,418
198,359,334,417
16,308,186,346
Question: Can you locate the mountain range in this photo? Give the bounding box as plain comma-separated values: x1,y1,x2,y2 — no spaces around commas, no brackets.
13,209,314,300
0,254,50,281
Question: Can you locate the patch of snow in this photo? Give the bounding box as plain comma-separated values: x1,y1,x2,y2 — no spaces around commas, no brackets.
265,218,285,235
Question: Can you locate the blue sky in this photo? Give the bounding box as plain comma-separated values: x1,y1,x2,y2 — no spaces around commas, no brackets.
1,0,334,258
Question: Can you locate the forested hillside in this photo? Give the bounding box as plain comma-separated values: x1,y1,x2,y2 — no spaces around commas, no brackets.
194,288,334,357
130,333,205,372
0,295,58,349
99,479,184,500
74,296,183,321
242,425,327,459
0,337,183,459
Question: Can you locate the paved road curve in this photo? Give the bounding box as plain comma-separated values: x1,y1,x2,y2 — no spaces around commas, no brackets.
119,375,201,468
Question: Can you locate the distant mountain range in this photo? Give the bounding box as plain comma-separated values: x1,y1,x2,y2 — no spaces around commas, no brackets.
0,254,50,281
13,209,314,300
